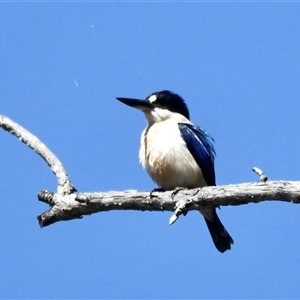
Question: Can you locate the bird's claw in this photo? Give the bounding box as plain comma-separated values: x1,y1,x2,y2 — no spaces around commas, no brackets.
149,187,166,198
171,187,187,199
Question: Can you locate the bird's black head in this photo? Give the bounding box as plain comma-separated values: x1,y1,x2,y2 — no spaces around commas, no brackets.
145,90,190,120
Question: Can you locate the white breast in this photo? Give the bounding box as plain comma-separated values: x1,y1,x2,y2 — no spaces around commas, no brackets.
139,119,207,190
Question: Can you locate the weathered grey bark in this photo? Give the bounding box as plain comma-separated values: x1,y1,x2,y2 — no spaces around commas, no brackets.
1,114,300,228
0,115,75,195
37,181,300,227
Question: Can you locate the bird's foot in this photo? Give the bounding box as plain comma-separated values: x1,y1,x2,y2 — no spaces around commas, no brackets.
150,187,166,198
171,187,187,199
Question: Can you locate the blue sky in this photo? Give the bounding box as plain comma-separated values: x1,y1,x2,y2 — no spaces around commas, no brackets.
1,2,300,299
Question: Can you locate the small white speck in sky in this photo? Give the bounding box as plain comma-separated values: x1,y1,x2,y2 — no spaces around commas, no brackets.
74,80,79,87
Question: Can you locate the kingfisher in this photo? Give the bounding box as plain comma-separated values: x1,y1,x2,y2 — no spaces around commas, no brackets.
116,90,233,253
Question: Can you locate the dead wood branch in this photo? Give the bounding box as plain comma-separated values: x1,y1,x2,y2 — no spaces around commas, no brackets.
1,114,300,228
37,181,300,227
0,115,75,194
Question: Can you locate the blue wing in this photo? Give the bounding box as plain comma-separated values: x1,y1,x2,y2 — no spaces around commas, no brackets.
178,123,216,186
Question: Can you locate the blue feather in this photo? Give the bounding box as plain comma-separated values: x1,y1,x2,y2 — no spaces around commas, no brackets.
178,123,216,186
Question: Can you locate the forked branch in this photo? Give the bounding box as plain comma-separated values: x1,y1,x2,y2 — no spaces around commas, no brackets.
1,114,300,228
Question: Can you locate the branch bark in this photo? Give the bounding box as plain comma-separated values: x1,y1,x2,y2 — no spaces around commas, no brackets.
0,115,75,195
36,181,300,227
1,114,300,228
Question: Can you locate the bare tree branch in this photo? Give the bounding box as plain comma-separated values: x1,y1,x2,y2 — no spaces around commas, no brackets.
0,115,75,195
36,180,300,228
1,114,300,229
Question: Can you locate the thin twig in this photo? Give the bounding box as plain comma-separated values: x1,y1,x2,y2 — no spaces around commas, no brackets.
0,115,76,195
252,167,268,182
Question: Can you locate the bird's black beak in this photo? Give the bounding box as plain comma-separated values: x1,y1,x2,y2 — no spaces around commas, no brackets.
116,97,153,112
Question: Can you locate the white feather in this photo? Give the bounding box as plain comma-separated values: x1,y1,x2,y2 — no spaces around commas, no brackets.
139,110,207,190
